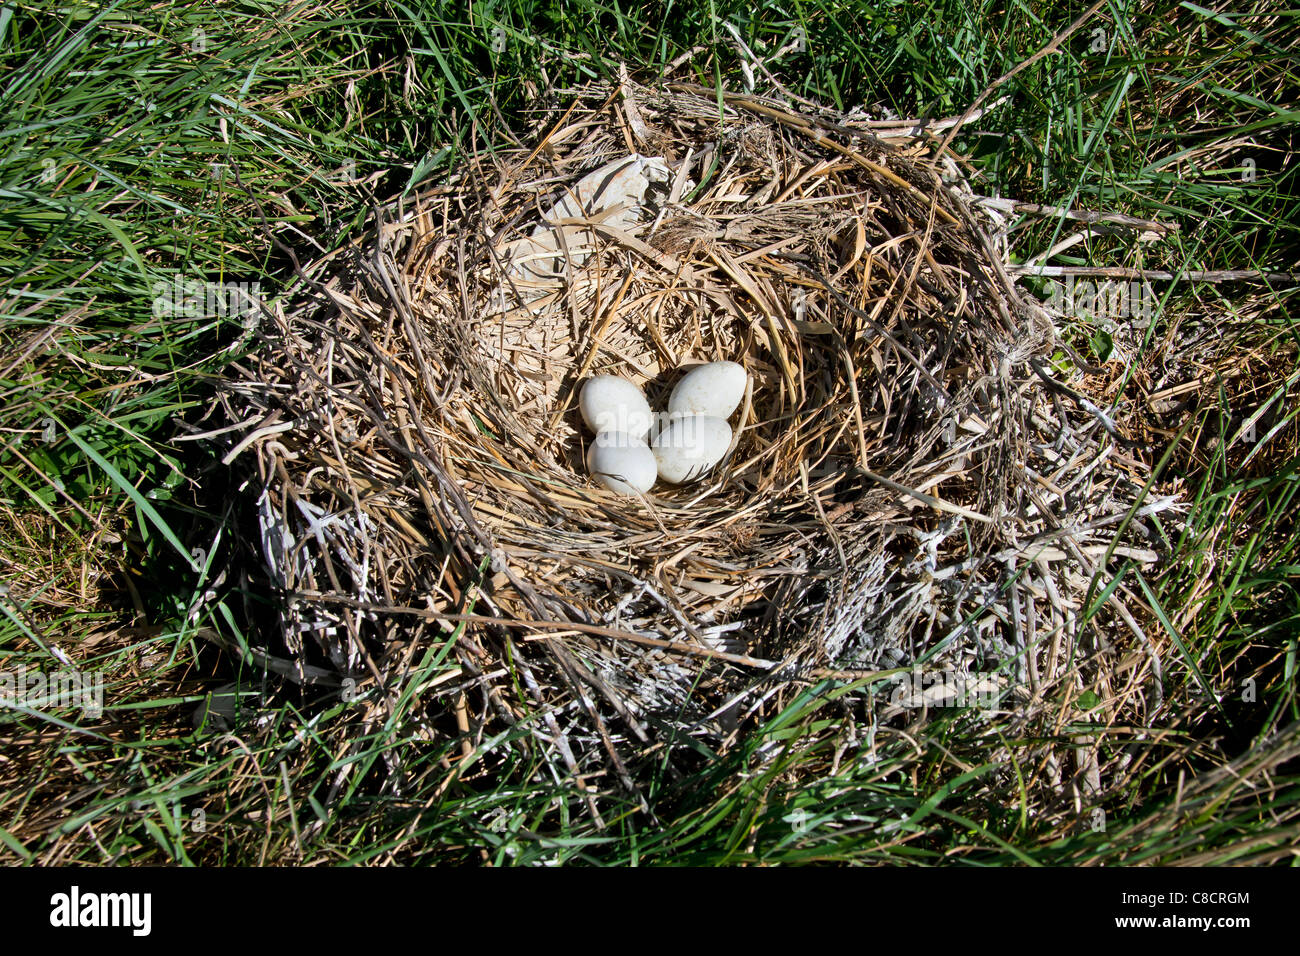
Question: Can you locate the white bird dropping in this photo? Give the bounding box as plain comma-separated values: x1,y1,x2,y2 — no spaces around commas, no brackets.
506,154,674,281
667,361,748,421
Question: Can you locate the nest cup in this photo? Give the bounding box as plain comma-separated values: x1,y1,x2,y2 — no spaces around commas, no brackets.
229,82,1161,781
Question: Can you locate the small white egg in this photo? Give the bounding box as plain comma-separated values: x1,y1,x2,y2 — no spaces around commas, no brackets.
651,415,732,484
586,433,657,496
667,361,748,421
580,375,654,441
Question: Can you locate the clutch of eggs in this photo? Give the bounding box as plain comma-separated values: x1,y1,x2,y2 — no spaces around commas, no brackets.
578,362,748,495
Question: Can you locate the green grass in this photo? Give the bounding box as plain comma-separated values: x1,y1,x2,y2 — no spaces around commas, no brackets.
1,0,1298,864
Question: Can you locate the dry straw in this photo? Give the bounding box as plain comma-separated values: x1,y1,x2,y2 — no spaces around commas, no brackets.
221,81,1177,795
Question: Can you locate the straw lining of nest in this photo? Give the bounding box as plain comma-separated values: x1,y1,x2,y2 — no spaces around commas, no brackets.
222,81,1178,786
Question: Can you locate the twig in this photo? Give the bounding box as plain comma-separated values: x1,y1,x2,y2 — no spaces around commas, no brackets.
973,196,1179,235
1009,264,1300,283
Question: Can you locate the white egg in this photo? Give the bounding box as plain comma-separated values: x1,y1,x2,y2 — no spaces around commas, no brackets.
652,415,733,484
580,375,653,441
667,361,748,421
586,433,657,496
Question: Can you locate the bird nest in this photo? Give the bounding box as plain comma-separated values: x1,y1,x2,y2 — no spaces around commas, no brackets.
221,81,1175,784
